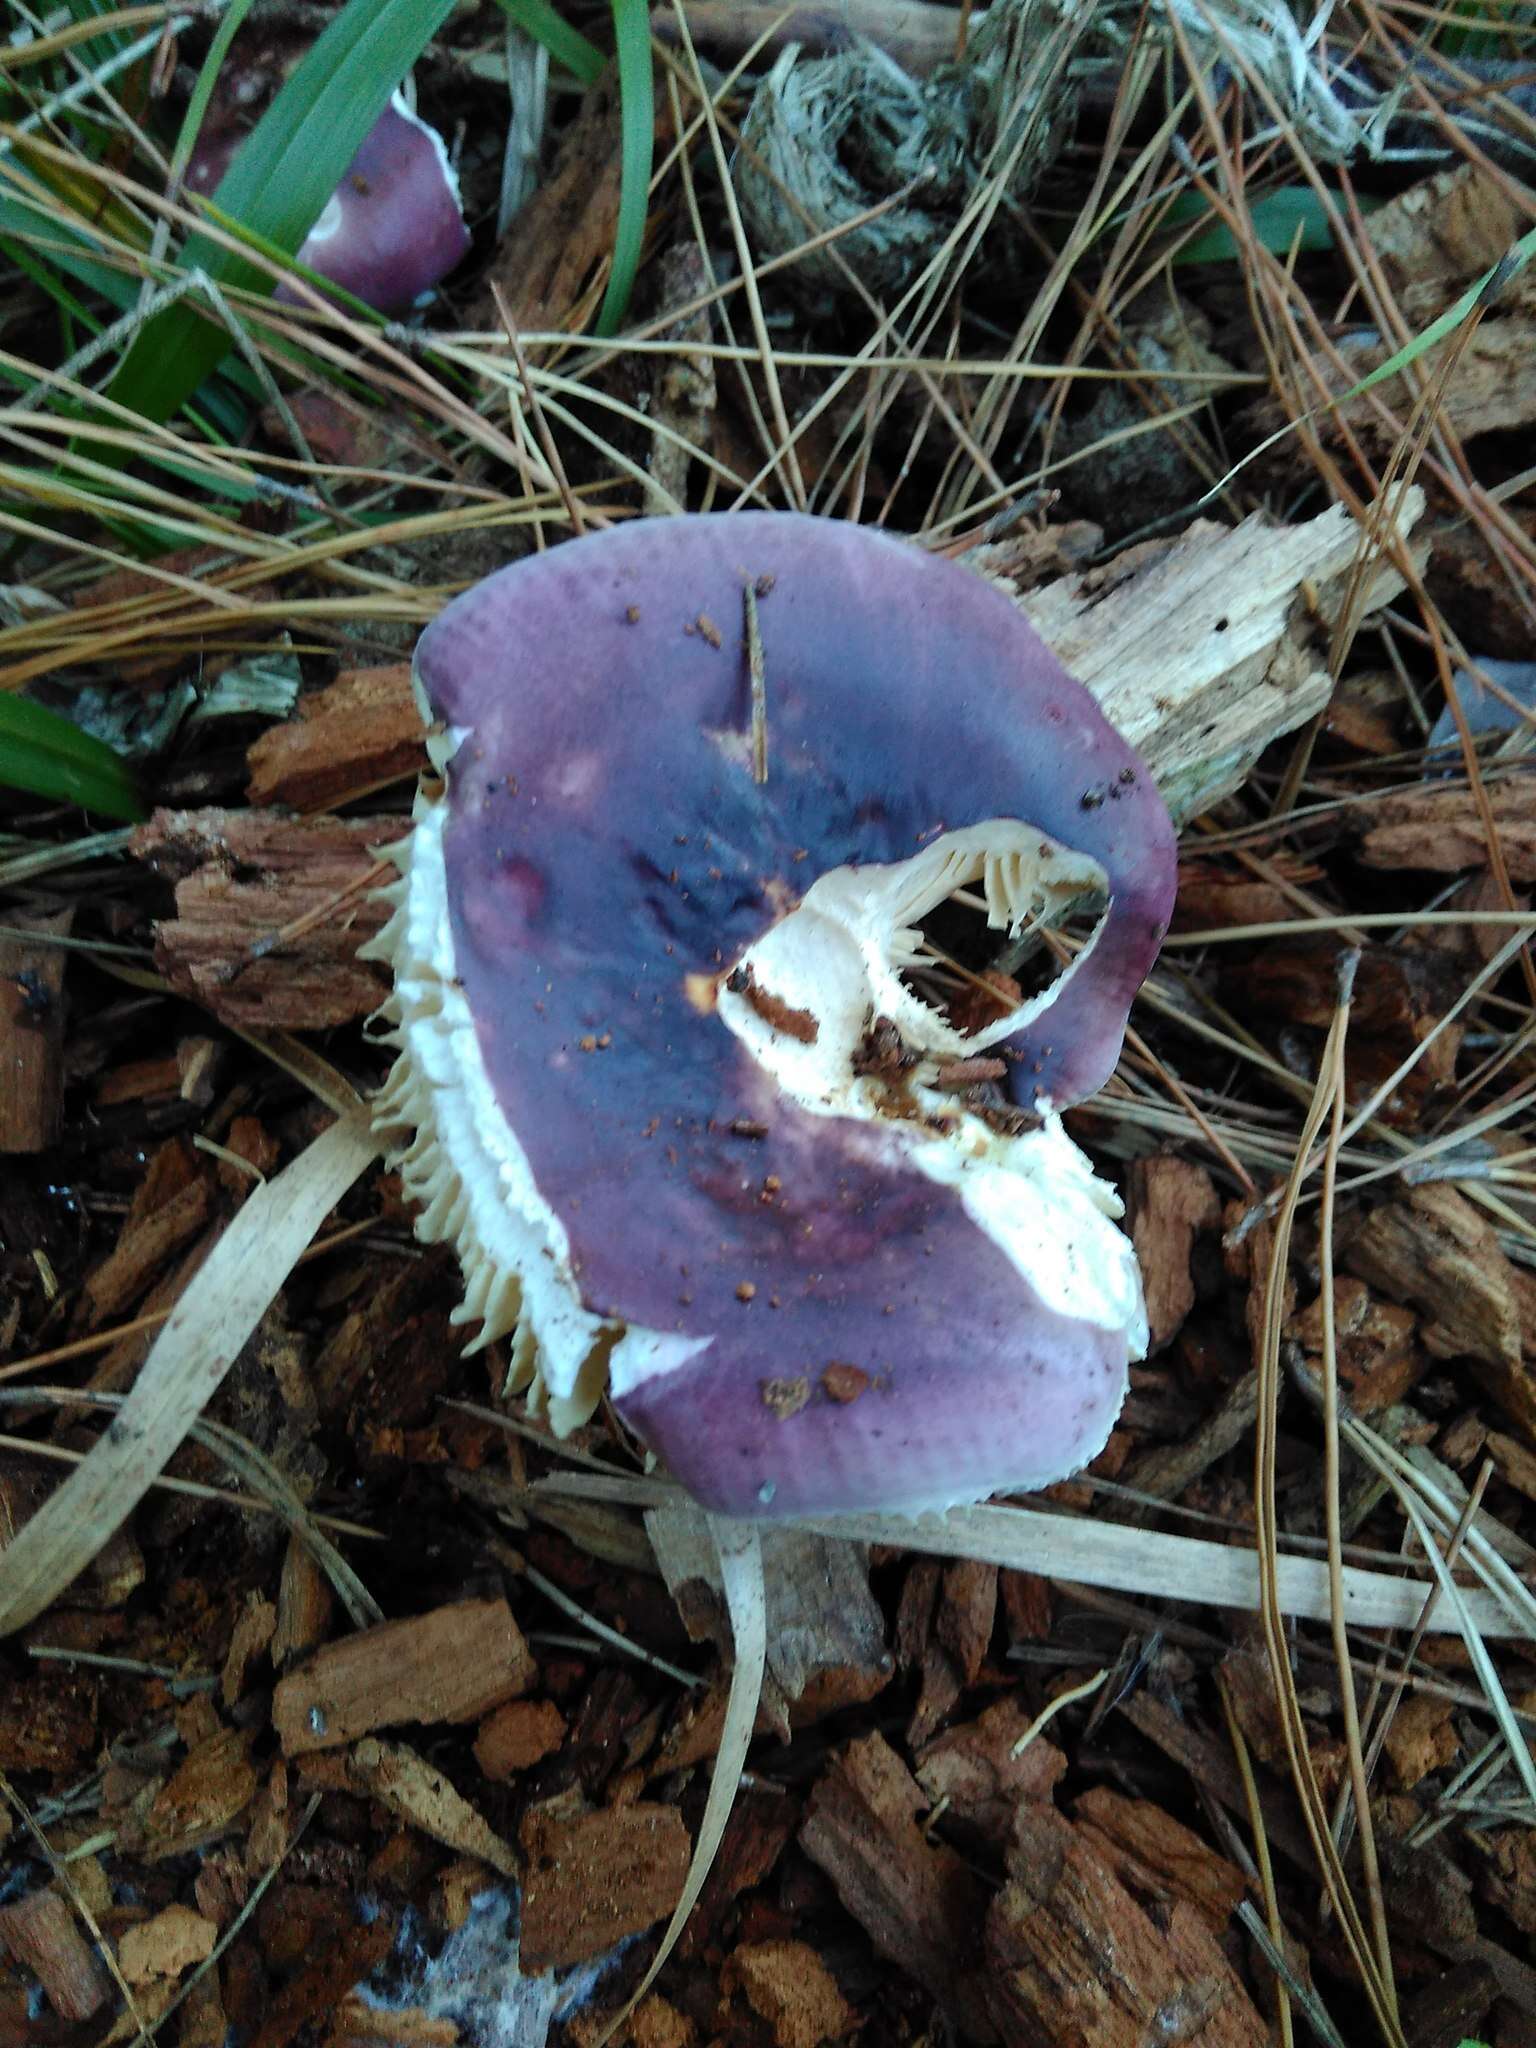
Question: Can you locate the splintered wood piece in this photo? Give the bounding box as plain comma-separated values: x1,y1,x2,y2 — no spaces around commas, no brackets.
646,1505,892,1733
519,1802,691,1971
985,1800,1268,2048
349,1737,518,1876
74,1170,213,1332
473,1697,567,1780
1288,1278,1425,1414
246,664,424,812
0,1887,111,2021
1129,1156,1220,1352
1119,1368,1262,1504
1071,1789,1247,1927
1011,489,1424,824
1345,1183,1536,1435
914,1699,1066,1853
140,1727,259,1857
799,1733,997,2043
0,909,72,1153
721,1940,858,2048
1356,781,1536,880
132,807,407,1030
273,1597,535,1756
470,82,623,333
274,1540,335,1679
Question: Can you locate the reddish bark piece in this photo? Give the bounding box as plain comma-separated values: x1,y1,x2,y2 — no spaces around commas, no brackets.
985,1799,1268,2048
349,1738,518,1875
1357,782,1536,882
915,1699,1067,1853
73,1169,212,1331
0,1888,111,2021
133,807,407,1030
0,909,72,1153
1345,1184,1536,1436
118,1903,218,1984
273,1597,534,1755
799,1732,996,2041
1287,1277,1425,1414
473,1698,567,1780
1129,1155,1219,1351
520,1803,692,1971
1382,1694,1460,1790
722,1940,859,2048
1072,1789,1247,1927
246,664,424,812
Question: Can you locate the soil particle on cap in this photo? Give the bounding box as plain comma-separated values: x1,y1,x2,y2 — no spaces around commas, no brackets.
736,1281,758,1302
695,612,723,648
728,963,820,1044
761,1375,811,1419
821,1362,872,1404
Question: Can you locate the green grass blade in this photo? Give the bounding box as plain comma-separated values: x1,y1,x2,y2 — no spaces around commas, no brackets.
0,697,146,821
1166,186,1345,265
488,0,605,84
594,0,653,337
106,0,456,428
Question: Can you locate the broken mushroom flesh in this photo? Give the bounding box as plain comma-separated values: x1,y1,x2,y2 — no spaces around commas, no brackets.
370,515,1178,1518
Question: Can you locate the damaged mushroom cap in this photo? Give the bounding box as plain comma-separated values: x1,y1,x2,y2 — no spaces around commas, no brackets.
188,91,469,314
369,514,1178,1518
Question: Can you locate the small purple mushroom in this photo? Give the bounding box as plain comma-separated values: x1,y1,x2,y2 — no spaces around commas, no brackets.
371,515,1178,1518
188,91,469,314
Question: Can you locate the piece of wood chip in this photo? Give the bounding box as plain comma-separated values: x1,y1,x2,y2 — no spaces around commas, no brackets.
1129,1155,1220,1351
647,1506,891,1734
0,908,72,1154
1072,1788,1247,1927
520,1802,691,1971
132,808,407,1030
246,664,424,812
914,1698,1066,1853
348,1737,518,1876
273,1597,534,1756
0,1887,111,2021
721,1939,858,2048
799,1732,996,2042
117,1903,218,1985
985,1800,1268,2048
473,1698,567,1780
1344,1183,1536,1435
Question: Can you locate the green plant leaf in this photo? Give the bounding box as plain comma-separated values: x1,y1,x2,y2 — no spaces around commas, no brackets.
105,0,456,428
1166,185,1349,265
595,0,653,337
488,0,605,84
0,697,146,820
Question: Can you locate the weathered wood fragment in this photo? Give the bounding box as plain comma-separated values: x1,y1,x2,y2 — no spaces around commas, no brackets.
520,1802,691,1970
0,909,71,1153
0,1887,111,2021
273,1597,534,1756
245,664,423,812
133,808,406,1029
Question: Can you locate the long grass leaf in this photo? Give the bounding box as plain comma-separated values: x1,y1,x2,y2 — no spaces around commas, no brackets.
594,0,652,337
488,0,605,85
0,697,145,819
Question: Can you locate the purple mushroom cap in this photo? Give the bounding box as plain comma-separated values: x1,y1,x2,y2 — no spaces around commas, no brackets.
189,91,469,314
378,514,1178,1518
